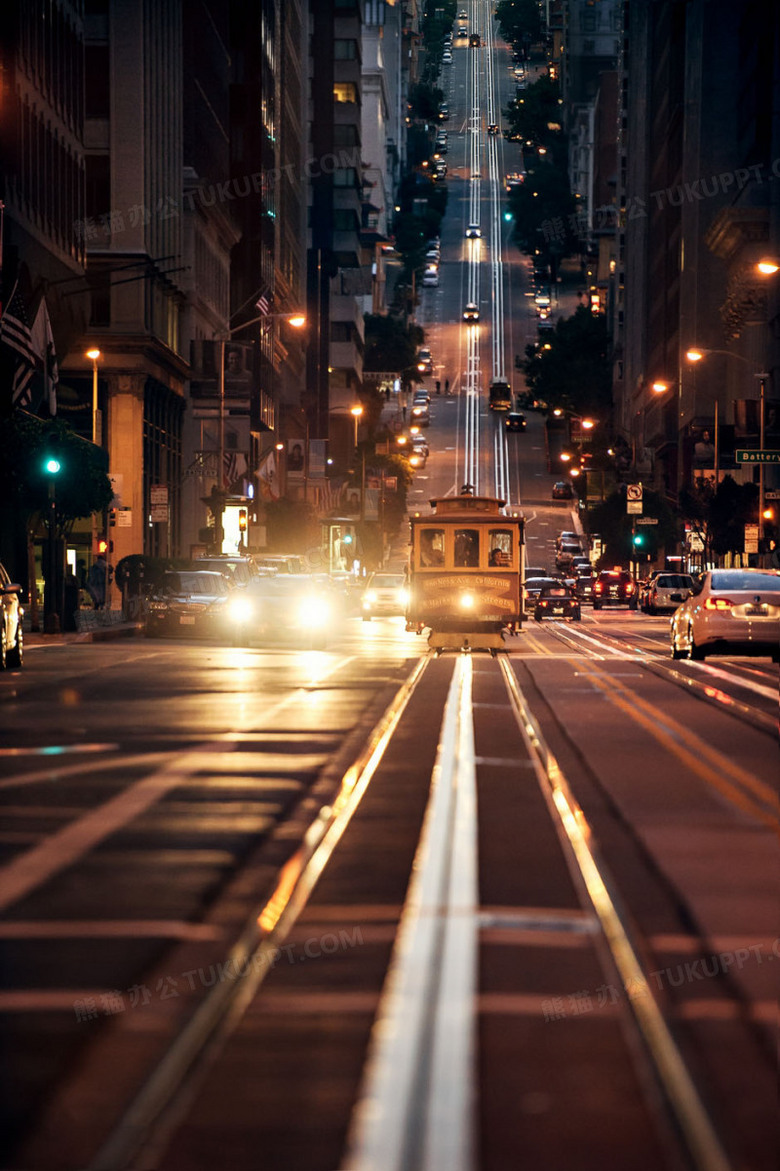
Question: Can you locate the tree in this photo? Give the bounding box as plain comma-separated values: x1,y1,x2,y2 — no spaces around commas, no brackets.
523,307,612,417
364,314,424,378
495,0,541,45
506,160,577,259
0,413,113,542
587,488,679,566
504,74,563,154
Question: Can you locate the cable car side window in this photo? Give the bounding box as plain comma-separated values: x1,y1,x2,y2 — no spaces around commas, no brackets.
488,529,513,567
419,527,445,567
454,528,479,568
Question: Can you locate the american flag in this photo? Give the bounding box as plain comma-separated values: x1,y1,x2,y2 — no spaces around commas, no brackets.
0,282,37,406
223,450,248,490
256,293,271,316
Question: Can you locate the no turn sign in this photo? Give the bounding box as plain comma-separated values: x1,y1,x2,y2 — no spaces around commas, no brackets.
626,483,643,502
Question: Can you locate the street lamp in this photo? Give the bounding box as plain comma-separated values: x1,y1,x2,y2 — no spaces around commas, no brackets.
350,404,364,450
686,347,770,561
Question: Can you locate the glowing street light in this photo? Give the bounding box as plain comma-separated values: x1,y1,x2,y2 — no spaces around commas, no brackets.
350,404,364,449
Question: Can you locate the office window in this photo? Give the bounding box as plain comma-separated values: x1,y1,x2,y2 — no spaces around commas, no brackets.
334,39,358,59
333,82,358,103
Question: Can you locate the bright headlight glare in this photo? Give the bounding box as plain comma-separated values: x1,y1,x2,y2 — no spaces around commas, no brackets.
227,597,253,623
459,593,475,610
303,596,330,626
365,591,377,604
399,588,410,606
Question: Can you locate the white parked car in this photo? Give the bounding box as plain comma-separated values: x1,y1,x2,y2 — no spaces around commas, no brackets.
643,572,695,614
669,568,780,661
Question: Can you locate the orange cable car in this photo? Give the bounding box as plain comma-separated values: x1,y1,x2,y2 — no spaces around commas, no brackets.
406,490,526,652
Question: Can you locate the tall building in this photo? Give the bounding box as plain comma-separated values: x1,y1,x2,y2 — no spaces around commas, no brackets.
616,0,779,509
306,0,365,474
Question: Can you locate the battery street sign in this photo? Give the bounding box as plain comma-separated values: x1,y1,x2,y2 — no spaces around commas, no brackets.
636,517,659,524
735,449,780,464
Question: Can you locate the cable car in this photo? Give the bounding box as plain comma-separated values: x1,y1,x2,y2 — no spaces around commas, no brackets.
489,380,512,411
469,32,481,47
406,489,526,652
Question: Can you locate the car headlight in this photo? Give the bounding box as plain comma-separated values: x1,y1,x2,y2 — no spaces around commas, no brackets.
398,588,409,607
301,596,331,626
364,591,377,604
148,600,169,612
227,596,253,623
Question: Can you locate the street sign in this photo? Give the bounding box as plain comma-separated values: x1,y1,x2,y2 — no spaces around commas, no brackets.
636,517,659,524
735,449,780,464
744,523,759,553
626,484,643,501
627,501,642,515
765,490,780,500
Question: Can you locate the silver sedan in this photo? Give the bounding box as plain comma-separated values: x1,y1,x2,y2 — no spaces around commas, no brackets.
669,568,780,661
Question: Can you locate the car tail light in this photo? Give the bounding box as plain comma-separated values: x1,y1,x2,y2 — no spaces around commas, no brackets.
704,597,733,611
594,582,603,593
625,581,634,594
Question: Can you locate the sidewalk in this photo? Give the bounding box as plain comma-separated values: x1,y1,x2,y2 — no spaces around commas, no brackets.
24,615,141,648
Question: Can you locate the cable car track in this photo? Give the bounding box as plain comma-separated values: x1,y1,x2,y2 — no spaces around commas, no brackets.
40,648,768,1171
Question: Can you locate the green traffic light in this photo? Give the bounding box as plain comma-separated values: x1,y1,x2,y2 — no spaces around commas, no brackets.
44,457,62,475
632,533,644,547
504,211,513,221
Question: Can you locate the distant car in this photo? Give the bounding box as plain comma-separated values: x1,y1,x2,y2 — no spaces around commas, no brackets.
458,8,467,16
442,51,453,63
413,389,431,405
555,542,583,569
643,572,695,614
556,531,580,549
523,567,548,583
457,25,468,37
410,402,430,427
487,123,499,135
0,560,24,669
463,301,480,322
573,575,595,605
505,173,525,190
571,557,593,575
361,572,409,621
505,411,527,432
465,223,481,238
417,348,433,374
439,105,449,120
422,271,439,287
552,481,575,500
534,292,551,309
592,570,638,611
254,554,308,575
244,573,337,650
145,570,252,642
411,434,430,457
524,576,561,605
534,583,581,622
193,555,261,588
669,569,780,661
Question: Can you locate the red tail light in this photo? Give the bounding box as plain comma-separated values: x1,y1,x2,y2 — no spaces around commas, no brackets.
625,582,634,594
594,583,603,593
704,597,732,611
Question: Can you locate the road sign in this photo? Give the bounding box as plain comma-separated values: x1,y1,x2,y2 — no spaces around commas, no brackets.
765,490,780,500
626,484,643,501
636,517,659,524
735,449,780,464
627,501,642,515
744,523,759,553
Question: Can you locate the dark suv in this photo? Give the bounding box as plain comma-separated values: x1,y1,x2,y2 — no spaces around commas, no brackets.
592,569,638,610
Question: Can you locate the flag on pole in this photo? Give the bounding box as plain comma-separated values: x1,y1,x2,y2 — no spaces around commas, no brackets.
256,293,271,316
222,450,248,490
0,282,37,406
30,296,59,416
256,448,279,500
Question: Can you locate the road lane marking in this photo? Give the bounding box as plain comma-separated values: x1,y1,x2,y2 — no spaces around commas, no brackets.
571,659,778,829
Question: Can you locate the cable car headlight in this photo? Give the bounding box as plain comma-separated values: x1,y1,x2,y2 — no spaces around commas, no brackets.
459,592,475,610
398,588,410,607
364,590,377,605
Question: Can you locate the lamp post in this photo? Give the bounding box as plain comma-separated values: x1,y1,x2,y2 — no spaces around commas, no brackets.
686,347,770,563
85,348,102,567
42,453,62,634
211,311,306,550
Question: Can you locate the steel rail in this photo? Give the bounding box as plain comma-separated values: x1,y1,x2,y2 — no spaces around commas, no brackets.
86,655,432,1171
499,654,743,1171
343,655,478,1171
